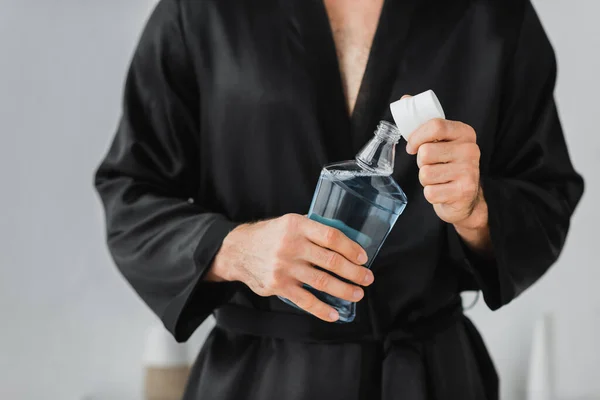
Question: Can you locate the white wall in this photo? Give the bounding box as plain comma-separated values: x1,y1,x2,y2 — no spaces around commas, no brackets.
0,1,204,399
0,1,596,399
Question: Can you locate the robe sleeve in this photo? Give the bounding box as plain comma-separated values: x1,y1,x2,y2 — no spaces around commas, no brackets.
94,0,239,341
450,1,584,310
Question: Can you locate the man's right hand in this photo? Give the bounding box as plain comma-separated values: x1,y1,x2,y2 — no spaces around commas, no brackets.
205,214,373,322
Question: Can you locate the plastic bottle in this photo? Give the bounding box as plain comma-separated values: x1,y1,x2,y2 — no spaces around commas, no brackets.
280,90,446,322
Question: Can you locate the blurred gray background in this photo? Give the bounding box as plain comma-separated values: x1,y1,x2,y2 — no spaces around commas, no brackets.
0,0,597,399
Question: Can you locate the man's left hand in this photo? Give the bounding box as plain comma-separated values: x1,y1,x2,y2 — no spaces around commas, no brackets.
406,118,488,234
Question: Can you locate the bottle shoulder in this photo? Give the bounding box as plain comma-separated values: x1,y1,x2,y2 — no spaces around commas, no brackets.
323,160,363,173
321,161,407,211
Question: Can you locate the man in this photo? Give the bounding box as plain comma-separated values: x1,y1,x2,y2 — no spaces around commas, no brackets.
95,0,584,398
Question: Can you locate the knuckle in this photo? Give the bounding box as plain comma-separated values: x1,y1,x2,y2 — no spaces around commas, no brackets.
459,179,477,198
417,147,428,166
272,265,286,280
419,165,433,183
419,143,431,161
325,252,342,271
267,267,285,289
312,270,330,291
324,228,340,246
273,240,290,259
281,213,300,230
263,276,277,292
345,285,364,301
356,266,368,280
423,185,436,202
467,126,477,142
465,143,480,160
429,118,445,133
297,294,315,311
344,284,358,299
418,167,427,183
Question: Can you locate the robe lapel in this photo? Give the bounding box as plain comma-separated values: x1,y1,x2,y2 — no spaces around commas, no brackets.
351,0,419,152
283,0,354,162
283,0,418,161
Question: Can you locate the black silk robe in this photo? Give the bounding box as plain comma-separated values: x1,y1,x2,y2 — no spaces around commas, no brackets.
94,0,584,399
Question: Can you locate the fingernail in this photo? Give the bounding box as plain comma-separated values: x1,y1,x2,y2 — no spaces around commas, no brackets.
363,271,374,285
358,253,368,264
329,310,339,321
353,288,363,299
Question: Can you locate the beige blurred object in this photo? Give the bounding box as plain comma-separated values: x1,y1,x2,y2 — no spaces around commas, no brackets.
143,322,192,400
145,365,191,400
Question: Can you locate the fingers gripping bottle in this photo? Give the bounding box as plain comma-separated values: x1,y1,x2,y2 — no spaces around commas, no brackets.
279,90,446,323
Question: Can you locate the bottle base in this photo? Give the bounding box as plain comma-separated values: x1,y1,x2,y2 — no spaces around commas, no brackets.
278,288,355,323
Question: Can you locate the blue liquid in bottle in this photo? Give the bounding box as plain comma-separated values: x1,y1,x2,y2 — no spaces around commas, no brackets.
279,121,408,322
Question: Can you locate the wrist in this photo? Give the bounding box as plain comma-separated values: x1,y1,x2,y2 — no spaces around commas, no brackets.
453,188,493,255
454,187,488,232
205,251,229,282
205,225,245,283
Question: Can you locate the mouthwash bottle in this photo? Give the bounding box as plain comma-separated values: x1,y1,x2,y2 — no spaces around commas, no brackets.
280,90,446,322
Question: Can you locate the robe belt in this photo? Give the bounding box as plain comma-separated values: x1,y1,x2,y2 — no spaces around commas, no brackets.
214,301,498,400
214,299,464,347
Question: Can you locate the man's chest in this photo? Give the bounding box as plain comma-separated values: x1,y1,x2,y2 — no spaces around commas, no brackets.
323,0,384,114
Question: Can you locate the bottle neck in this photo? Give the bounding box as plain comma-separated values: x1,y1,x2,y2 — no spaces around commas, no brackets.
355,121,401,176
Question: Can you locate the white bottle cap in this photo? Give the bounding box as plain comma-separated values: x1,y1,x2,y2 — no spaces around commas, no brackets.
390,90,446,141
